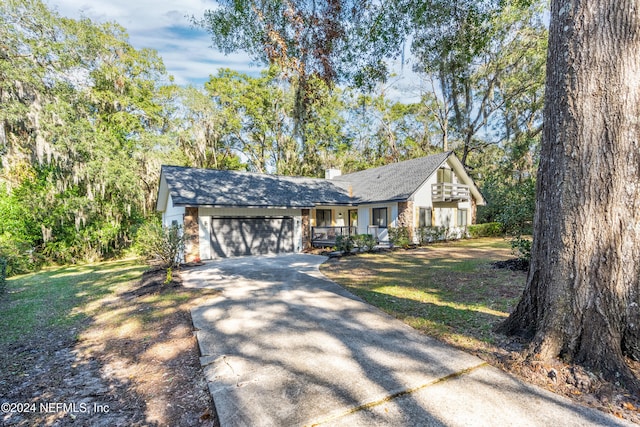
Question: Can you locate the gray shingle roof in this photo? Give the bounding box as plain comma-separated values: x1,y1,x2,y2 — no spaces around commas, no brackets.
160,152,453,208
331,152,451,203
161,166,353,208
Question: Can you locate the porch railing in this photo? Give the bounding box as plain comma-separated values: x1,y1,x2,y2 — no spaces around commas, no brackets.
432,182,470,202
311,226,357,247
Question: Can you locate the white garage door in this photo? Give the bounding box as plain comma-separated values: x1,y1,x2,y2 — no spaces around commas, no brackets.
210,217,294,257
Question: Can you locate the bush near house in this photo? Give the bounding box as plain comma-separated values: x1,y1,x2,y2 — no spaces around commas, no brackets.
352,234,377,252
388,227,412,248
134,218,188,269
467,222,504,238
416,226,451,244
335,234,377,253
335,235,355,253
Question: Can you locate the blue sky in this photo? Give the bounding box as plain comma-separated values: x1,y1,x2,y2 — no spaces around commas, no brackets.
46,0,260,86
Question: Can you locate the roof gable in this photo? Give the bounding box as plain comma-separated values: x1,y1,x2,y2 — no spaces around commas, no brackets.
331,152,451,203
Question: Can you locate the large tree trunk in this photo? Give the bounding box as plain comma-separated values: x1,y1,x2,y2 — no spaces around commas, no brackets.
498,0,640,389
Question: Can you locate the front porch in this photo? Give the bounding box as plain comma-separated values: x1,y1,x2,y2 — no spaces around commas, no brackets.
311,226,357,247
311,226,385,247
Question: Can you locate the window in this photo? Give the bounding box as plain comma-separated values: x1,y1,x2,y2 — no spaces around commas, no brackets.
419,208,432,227
372,208,388,228
457,209,468,227
437,167,453,183
316,209,332,227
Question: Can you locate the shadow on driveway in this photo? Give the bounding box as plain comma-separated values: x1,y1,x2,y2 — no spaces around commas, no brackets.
183,254,631,427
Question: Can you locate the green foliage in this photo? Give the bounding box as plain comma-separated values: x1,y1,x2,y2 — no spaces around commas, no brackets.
0,0,548,275
335,235,354,253
467,222,504,238
416,226,450,244
497,180,536,236
388,227,412,249
135,219,187,268
352,234,377,252
479,175,535,263
511,236,532,263
354,0,548,167
0,258,7,295
0,0,176,271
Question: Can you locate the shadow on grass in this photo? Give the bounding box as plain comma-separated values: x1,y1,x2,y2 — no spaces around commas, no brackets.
344,287,506,344
0,260,217,426
320,247,527,354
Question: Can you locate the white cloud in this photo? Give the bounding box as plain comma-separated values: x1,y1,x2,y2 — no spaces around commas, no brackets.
45,0,417,101
46,0,262,86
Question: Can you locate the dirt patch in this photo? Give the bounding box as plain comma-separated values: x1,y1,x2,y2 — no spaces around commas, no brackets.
0,267,220,427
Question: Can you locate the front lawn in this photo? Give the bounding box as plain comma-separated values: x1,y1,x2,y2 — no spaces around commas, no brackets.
320,237,526,357
0,260,218,426
321,237,640,423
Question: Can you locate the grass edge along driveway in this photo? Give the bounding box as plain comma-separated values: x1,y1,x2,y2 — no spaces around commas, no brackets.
319,237,526,359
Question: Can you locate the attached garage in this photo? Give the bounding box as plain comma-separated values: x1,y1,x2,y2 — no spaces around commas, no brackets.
210,217,295,257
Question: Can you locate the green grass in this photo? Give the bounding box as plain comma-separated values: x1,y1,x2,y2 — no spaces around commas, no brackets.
321,237,526,352
0,259,147,347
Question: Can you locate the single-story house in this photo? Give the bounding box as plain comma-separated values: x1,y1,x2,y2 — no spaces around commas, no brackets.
156,151,485,261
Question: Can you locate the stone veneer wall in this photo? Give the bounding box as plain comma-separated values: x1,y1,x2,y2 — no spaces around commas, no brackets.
184,207,200,262
397,201,414,240
301,209,311,250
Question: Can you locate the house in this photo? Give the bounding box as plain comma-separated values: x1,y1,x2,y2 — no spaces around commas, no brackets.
156,151,485,261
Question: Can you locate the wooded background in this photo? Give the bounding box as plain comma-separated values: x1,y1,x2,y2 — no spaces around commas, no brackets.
0,0,546,273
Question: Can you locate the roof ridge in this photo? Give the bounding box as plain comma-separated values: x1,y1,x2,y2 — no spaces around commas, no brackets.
161,164,333,182
334,152,451,180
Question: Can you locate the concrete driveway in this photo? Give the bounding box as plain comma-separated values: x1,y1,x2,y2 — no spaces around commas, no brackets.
182,254,631,427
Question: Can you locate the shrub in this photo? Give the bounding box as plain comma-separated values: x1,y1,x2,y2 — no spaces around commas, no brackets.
467,222,504,238
417,226,449,244
511,236,532,264
388,227,412,249
335,235,354,253
352,234,377,252
0,235,38,276
135,218,187,269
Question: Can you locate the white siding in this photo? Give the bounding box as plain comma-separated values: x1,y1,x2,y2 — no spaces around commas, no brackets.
162,194,185,228
410,157,474,230
357,207,370,235
356,202,397,242
198,216,211,260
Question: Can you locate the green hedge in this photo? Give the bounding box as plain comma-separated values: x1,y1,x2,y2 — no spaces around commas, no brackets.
467,222,504,238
